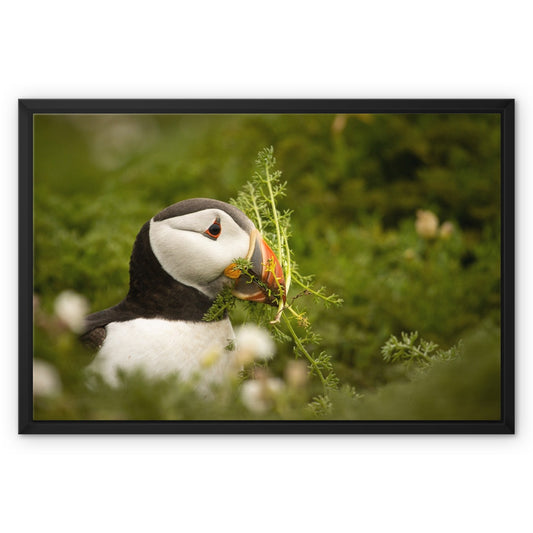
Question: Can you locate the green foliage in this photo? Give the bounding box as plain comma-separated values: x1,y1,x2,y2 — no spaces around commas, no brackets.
202,285,237,322
232,148,343,402
204,147,343,400
32,113,502,421
325,328,500,421
381,331,462,366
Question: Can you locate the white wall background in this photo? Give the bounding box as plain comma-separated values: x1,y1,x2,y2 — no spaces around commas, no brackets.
1,2,530,532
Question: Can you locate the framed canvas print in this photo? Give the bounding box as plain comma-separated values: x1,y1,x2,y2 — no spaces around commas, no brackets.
19,99,514,434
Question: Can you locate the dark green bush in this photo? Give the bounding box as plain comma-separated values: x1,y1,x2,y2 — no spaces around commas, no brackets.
33,113,501,420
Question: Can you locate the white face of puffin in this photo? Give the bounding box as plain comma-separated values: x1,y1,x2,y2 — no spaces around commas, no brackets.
149,207,285,302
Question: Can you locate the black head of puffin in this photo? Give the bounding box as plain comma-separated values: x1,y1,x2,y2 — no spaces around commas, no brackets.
149,198,285,306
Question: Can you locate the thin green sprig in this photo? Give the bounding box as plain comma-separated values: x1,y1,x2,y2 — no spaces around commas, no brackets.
381,331,463,367
202,285,236,322
229,147,342,396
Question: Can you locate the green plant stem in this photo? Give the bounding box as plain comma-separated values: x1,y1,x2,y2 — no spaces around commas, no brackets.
406,345,432,363
286,305,301,319
293,277,337,304
264,162,283,268
249,184,263,234
282,313,327,389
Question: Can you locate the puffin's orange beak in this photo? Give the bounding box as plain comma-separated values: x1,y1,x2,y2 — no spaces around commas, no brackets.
224,229,286,306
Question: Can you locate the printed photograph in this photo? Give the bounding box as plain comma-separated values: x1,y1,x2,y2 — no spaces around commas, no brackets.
32,112,502,422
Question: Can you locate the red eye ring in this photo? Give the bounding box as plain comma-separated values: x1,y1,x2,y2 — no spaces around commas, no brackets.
204,218,221,240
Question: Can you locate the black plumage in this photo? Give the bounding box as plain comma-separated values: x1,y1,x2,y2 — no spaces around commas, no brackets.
81,199,246,349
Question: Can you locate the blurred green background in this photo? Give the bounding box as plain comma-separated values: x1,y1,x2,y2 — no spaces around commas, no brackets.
33,112,501,421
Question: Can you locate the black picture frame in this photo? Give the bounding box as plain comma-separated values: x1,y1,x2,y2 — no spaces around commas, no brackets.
19,99,515,434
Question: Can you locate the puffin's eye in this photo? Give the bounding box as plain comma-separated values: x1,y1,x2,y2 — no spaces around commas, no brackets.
204,218,221,240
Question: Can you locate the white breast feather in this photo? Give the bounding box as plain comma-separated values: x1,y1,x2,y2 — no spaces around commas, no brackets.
87,318,236,388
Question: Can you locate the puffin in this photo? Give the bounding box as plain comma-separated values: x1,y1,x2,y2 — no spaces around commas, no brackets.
81,198,285,387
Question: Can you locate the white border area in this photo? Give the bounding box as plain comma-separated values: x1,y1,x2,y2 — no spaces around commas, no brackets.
1,2,530,532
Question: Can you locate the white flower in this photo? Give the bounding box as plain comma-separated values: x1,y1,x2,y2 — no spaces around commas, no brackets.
439,221,454,239
415,209,439,239
331,114,347,134
33,359,62,397
241,377,285,413
54,290,89,333
284,360,308,389
234,324,275,365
